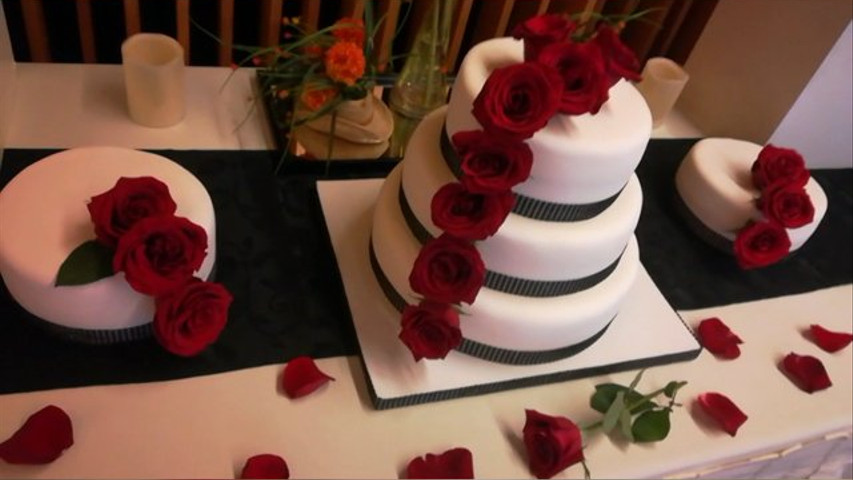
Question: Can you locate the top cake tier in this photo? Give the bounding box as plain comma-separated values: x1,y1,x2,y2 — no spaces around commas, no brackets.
445,37,653,205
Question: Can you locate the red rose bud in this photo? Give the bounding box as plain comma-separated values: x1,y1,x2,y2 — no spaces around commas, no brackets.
399,300,462,361
240,453,290,479
809,324,853,353
431,183,515,241
696,392,748,437
281,356,335,399
472,62,563,140
590,24,642,86
758,183,815,229
153,278,232,357
113,215,208,296
409,234,486,305
0,405,73,464
454,129,534,193
732,220,791,269
406,447,474,479
696,317,743,359
87,176,177,247
511,13,577,61
536,40,610,115
782,352,832,393
751,145,810,190
522,409,584,479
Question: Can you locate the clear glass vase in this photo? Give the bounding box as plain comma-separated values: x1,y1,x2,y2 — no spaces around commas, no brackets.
388,0,454,157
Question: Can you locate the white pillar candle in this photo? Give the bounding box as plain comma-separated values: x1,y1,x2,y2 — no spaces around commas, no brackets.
121,33,186,128
635,57,690,128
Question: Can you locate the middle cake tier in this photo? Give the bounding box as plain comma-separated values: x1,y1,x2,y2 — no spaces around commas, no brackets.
371,164,641,360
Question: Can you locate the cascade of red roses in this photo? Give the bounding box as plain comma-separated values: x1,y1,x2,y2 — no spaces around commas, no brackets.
732,145,815,269
397,13,642,361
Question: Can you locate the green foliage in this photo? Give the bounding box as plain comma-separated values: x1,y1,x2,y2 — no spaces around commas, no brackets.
55,240,114,286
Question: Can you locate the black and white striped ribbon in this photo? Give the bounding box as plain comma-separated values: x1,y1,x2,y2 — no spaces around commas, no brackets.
397,185,620,297
439,126,622,222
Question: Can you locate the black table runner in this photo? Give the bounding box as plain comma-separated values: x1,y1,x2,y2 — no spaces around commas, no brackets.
0,140,850,394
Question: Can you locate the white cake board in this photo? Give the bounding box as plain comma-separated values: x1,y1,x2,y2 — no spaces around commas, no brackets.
318,179,701,410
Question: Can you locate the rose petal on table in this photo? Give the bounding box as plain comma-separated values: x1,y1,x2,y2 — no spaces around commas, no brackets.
696,317,743,359
696,392,748,437
240,453,289,479
406,447,474,479
781,352,832,393
0,405,73,464
809,324,853,353
281,356,335,399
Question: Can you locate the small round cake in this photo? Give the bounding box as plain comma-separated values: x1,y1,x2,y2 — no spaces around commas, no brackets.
0,147,216,341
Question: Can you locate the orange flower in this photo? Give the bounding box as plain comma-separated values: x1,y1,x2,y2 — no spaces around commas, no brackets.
301,87,338,111
332,18,365,48
324,41,366,86
303,43,324,60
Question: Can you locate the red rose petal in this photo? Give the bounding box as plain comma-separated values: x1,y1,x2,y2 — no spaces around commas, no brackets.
809,324,853,353
697,317,743,359
406,447,474,479
281,356,334,399
240,454,289,479
0,405,73,464
697,392,748,437
781,352,832,393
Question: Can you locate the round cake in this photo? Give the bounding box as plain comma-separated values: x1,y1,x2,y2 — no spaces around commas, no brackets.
0,147,216,338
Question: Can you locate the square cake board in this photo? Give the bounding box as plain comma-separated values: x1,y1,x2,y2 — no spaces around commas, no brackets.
317,178,701,410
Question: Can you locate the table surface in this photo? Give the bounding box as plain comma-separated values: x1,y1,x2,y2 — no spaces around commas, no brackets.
0,63,851,480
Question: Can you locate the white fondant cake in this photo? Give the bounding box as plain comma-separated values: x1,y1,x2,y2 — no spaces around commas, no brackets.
369,35,652,362
0,147,216,332
675,138,827,252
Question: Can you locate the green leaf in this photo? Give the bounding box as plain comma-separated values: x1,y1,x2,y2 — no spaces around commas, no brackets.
631,409,671,443
591,384,656,414
601,391,625,434
55,240,114,286
664,381,688,398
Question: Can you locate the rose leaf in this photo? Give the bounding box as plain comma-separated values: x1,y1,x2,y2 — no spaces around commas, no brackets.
664,381,688,399
591,384,656,414
55,240,114,286
631,409,671,443
601,391,625,434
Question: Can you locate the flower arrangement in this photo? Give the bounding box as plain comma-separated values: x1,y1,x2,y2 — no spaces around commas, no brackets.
55,177,231,356
398,12,643,361
732,145,815,269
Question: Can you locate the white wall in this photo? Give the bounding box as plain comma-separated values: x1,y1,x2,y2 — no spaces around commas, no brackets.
0,2,16,164
769,22,852,169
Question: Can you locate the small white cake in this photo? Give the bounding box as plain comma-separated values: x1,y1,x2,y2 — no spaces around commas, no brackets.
675,138,827,252
0,147,217,337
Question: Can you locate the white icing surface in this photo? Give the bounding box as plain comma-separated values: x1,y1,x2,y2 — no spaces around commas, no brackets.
402,107,643,280
675,138,828,251
445,37,652,204
372,165,640,351
0,147,217,330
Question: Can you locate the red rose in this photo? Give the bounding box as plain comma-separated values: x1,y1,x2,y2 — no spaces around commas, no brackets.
408,234,486,304
113,215,208,296
751,145,810,190
522,409,584,479
758,183,815,228
153,278,232,356
696,392,748,437
732,220,791,270
536,40,610,115
431,183,515,241
87,176,177,247
781,352,832,393
453,129,533,193
399,300,462,361
406,447,474,479
590,24,641,86
472,62,563,140
511,14,577,61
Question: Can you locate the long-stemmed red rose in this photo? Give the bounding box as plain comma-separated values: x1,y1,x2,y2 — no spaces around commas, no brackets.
113,215,208,296
522,409,585,479
408,234,486,305
87,176,178,248
399,300,462,361
732,220,791,269
153,277,232,356
472,61,563,140
431,183,515,241
535,40,610,115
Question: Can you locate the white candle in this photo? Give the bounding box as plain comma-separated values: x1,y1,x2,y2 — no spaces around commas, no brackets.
121,33,185,128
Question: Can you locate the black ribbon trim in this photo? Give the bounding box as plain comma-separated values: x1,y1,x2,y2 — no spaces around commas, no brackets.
440,125,622,222
397,184,619,297
369,239,611,365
